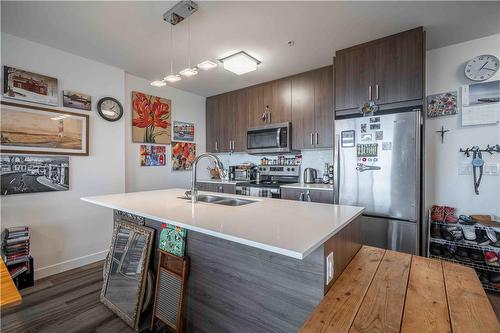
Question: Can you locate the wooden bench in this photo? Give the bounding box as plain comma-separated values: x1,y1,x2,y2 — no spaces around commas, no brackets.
300,246,499,333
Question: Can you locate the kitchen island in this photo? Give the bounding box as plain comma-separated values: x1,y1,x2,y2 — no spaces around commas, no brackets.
82,188,364,332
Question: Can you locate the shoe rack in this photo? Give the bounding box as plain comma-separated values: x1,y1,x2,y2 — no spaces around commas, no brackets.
427,212,500,293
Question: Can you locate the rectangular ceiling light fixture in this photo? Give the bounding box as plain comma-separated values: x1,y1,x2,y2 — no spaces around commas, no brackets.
219,51,261,75
164,74,182,82
150,80,167,87
197,60,217,70
179,68,198,77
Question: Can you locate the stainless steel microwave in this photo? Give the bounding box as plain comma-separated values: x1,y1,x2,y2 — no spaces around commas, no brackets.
247,122,291,154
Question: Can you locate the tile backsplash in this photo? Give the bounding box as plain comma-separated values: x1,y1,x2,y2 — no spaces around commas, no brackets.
208,149,333,182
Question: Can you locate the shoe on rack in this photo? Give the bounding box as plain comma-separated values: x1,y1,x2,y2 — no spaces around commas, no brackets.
476,230,491,246
478,270,491,284
484,251,500,267
447,226,464,241
441,226,455,241
490,238,500,248
489,271,500,284
430,223,442,239
430,243,442,256
462,225,477,244
454,247,471,262
441,246,453,259
459,215,476,226
431,205,445,223
486,229,498,243
470,249,485,263
444,206,459,224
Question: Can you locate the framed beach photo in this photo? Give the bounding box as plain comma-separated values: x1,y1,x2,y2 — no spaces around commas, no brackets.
3,66,59,106
0,101,89,156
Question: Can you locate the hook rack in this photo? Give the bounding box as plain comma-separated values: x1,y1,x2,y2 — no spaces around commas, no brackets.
459,144,500,157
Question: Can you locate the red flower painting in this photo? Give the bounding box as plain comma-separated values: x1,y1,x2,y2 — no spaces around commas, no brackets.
132,91,171,143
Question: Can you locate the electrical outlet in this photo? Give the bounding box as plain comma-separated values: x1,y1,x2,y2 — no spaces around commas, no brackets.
458,163,472,175
484,163,499,176
326,252,334,285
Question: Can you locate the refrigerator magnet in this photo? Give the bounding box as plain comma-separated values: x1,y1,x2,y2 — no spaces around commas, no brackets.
341,130,355,148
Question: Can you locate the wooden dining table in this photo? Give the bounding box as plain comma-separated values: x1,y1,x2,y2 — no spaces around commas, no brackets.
0,258,22,309
300,246,499,333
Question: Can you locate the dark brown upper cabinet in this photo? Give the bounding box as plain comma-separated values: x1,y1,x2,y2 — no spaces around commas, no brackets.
248,79,291,127
334,27,424,112
291,66,334,150
206,91,247,153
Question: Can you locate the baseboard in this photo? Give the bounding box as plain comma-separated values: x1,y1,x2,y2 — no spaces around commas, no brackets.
34,250,109,280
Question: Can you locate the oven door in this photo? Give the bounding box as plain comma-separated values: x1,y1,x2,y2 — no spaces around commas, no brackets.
249,187,280,199
247,122,291,154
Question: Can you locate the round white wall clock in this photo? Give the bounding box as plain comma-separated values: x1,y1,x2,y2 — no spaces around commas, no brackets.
464,54,499,81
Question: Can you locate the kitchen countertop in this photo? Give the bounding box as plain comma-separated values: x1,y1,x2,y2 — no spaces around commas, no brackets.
81,189,363,259
281,183,334,191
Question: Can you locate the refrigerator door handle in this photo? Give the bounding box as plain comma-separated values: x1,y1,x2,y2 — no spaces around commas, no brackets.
334,134,340,204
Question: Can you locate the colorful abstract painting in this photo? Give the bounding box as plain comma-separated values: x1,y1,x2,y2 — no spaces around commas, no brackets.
140,145,166,166
159,224,186,257
132,91,171,144
171,142,196,171
173,121,194,141
427,91,458,118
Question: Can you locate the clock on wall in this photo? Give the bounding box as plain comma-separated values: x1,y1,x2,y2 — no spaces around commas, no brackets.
97,97,123,121
464,54,499,81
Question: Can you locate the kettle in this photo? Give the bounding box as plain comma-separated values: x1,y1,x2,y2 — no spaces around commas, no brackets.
303,168,317,184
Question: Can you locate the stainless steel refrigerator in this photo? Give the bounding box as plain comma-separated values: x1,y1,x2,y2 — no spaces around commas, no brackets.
334,108,422,254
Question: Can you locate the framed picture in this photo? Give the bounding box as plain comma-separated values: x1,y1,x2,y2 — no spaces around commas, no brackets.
1,154,69,195
426,91,458,118
132,91,171,144
63,90,91,111
140,145,166,166
3,66,59,106
173,121,194,141
172,142,195,171
0,101,89,156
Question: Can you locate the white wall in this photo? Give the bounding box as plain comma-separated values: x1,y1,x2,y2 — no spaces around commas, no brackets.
0,33,126,278
425,33,500,216
124,73,206,192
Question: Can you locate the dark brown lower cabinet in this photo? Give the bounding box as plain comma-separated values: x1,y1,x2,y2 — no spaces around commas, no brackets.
196,182,236,194
281,187,334,204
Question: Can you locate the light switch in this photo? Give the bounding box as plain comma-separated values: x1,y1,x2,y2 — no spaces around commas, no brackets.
326,252,334,285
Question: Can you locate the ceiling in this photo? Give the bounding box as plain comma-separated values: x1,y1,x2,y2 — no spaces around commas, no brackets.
2,1,500,97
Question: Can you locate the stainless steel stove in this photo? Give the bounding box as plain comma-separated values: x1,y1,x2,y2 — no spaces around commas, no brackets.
236,165,300,198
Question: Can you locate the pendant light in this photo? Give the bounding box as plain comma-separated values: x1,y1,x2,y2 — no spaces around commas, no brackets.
179,15,198,77
164,22,182,83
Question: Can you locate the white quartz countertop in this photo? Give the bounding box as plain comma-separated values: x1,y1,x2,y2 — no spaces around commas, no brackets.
81,189,363,260
281,183,334,191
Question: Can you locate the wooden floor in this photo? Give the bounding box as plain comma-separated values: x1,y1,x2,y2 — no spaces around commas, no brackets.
1,259,500,333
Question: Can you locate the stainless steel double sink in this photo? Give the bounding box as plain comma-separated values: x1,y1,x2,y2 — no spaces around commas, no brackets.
179,194,256,206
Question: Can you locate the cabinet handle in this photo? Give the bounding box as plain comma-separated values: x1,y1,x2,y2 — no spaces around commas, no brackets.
315,132,319,145
375,84,379,100
267,109,271,124
368,85,372,101
215,141,218,151
310,133,314,145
